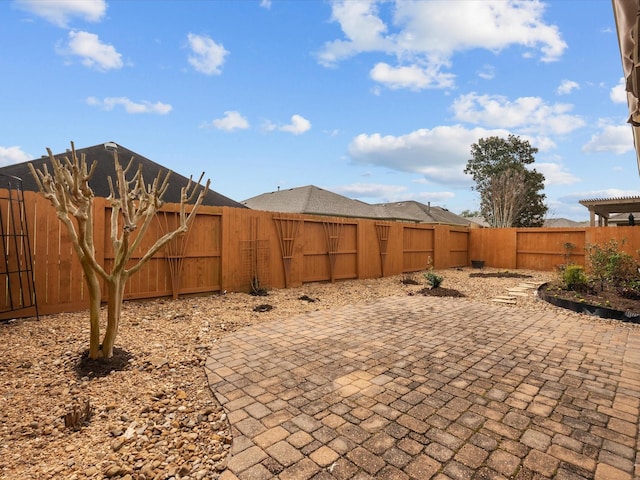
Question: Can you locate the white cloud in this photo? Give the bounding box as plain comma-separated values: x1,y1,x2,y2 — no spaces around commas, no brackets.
451,92,585,135
86,96,172,114
60,30,123,71
0,146,31,166
202,111,249,131
556,79,579,95
611,77,627,104
187,33,228,75
15,0,106,27
413,191,456,203
317,1,394,67
331,183,408,198
280,115,312,135
319,0,566,90
582,124,634,154
559,189,640,204
477,65,495,80
260,0,272,9
348,124,512,187
370,62,455,90
535,162,580,186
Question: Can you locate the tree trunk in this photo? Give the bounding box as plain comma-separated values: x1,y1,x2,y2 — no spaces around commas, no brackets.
101,275,127,358
85,268,103,360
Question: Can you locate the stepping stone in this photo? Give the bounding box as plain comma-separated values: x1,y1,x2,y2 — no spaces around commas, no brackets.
492,298,517,304
506,291,529,297
507,287,530,292
518,283,539,289
495,295,516,300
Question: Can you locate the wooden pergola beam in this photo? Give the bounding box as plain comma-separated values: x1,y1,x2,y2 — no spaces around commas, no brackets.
580,196,640,225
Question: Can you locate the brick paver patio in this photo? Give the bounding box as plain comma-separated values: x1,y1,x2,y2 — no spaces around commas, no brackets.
205,296,640,479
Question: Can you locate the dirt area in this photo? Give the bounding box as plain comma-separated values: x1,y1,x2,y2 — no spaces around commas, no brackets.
2,267,629,480
540,281,640,315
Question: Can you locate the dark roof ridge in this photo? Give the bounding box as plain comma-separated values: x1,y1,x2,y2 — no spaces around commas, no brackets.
0,141,245,208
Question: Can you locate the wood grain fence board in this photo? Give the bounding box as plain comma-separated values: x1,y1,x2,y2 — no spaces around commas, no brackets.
402,225,434,272
9,187,640,321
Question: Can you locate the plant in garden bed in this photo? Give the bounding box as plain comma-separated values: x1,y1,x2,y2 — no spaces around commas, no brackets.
424,271,444,289
410,259,465,298
586,239,637,291
540,239,640,315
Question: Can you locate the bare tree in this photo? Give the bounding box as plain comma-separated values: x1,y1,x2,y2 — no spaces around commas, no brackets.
485,168,528,228
29,142,210,359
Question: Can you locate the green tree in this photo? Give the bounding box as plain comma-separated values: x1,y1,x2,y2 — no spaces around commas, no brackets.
459,209,481,218
464,135,547,227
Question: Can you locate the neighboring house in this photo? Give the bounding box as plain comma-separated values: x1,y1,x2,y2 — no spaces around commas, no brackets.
607,212,640,226
462,216,490,228
374,200,470,226
457,216,589,228
242,185,472,225
543,218,590,228
242,185,377,219
0,142,245,208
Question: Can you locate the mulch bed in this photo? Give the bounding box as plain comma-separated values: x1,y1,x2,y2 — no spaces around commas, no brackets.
469,272,533,279
412,287,466,297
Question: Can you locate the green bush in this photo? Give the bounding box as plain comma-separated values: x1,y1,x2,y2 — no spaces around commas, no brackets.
562,264,588,291
586,240,638,290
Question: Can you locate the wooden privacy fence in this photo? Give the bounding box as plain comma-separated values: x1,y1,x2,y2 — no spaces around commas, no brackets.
0,190,469,319
4,188,640,321
468,226,640,271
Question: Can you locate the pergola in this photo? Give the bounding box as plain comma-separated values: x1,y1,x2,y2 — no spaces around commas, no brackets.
579,196,640,226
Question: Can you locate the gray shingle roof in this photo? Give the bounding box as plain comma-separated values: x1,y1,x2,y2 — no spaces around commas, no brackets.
243,185,471,225
0,142,245,208
377,201,471,226
242,186,377,218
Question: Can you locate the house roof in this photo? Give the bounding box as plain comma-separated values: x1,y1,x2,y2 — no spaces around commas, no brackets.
374,200,470,226
0,142,245,208
242,185,471,225
607,211,640,224
242,185,381,219
543,218,590,228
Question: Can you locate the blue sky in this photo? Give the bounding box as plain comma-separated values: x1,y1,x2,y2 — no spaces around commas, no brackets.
2,0,638,220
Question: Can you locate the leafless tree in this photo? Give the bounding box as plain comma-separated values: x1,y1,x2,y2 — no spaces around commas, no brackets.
485,168,528,228
29,142,210,358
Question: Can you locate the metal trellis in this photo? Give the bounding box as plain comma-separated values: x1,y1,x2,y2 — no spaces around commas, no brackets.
0,175,38,321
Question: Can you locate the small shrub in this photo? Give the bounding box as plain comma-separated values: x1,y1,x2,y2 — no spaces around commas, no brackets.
562,264,588,291
424,271,444,289
586,240,638,290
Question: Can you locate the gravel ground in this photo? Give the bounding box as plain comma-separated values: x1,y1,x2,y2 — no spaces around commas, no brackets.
0,267,620,480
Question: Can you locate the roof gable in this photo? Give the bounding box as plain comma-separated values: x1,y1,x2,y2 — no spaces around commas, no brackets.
0,142,245,208
243,185,381,219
